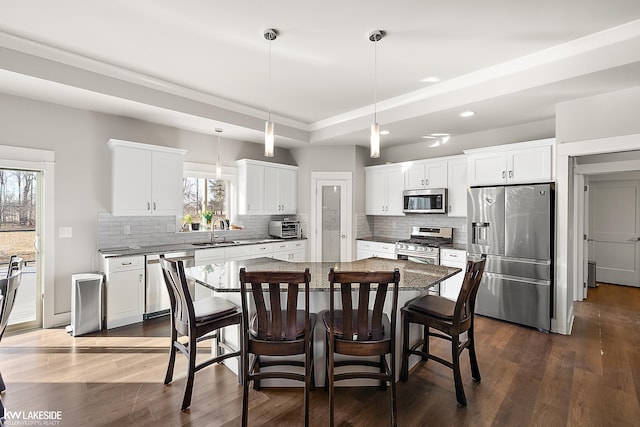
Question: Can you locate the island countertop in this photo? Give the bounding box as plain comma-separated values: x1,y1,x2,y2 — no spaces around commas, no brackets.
185,257,461,292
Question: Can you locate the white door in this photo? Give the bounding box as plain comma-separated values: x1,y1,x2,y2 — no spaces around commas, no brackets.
589,180,640,287
311,172,352,262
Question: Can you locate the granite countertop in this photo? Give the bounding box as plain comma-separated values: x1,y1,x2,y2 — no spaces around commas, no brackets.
99,238,304,258
441,243,467,251
185,257,460,292
356,237,399,244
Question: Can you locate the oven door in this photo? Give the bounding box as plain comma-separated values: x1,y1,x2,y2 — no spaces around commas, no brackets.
396,252,439,265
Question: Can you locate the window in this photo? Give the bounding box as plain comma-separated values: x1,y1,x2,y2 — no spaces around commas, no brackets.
182,176,230,228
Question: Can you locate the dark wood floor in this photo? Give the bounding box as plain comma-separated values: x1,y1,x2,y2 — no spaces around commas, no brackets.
1,283,639,426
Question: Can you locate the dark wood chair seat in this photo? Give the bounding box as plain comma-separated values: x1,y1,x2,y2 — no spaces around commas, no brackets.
239,268,315,427
324,268,401,427
400,255,486,406
161,257,242,411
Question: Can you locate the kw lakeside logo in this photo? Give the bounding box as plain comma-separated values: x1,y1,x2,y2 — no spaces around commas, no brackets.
3,410,63,425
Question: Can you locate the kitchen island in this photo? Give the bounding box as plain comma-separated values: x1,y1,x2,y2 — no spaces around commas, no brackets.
184,257,462,385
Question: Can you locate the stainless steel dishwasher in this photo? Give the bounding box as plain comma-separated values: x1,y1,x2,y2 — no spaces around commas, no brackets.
145,251,195,319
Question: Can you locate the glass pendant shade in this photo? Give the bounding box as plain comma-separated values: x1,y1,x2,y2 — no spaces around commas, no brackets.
215,158,222,179
264,120,275,157
370,122,380,158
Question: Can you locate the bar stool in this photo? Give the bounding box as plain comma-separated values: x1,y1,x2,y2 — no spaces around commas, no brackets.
400,255,486,406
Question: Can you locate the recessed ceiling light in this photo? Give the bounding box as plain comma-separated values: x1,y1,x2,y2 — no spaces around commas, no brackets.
430,133,450,137
380,130,390,135
421,135,437,139
459,111,476,118
421,76,440,83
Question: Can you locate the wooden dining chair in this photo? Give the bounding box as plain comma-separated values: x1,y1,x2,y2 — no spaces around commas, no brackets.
160,257,242,411
0,269,24,420
238,268,315,427
400,254,486,406
323,268,401,427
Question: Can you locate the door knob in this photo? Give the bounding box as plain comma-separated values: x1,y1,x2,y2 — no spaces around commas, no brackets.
341,235,346,238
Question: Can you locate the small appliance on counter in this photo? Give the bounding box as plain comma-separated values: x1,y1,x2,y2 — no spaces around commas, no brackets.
269,220,301,239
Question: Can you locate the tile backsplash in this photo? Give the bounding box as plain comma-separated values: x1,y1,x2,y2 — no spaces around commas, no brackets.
97,213,307,249
359,214,467,245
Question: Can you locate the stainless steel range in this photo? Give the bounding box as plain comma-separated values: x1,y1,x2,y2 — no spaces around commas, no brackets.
395,226,453,265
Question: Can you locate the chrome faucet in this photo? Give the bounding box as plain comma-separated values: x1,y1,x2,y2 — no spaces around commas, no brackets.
211,219,223,243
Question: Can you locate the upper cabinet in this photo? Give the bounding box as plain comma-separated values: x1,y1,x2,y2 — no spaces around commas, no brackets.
365,164,405,216
404,159,447,190
465,138,554,186
108,139,186,216
236,159,297,215
446,156,468,217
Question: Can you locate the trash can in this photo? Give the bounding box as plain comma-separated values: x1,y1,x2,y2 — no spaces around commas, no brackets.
587,261,597,288
67,273,104,336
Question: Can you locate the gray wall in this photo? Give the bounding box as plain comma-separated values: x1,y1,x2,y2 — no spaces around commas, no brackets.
0,92,295,316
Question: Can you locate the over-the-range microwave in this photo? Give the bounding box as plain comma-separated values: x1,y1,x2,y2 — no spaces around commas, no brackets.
402,188,447,214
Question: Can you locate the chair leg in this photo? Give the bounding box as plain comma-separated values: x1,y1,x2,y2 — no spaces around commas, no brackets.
421,326,430,361
379,355,387,390
324,333,330,391
304,350,310,427
400,311,410,382
164,340,177,385
468,327,481,382
328,337,335,427
451,336,467,406
242,365,250,427
181,335,198,411
309,332,316,390
390,373,398,427
253,355,261,391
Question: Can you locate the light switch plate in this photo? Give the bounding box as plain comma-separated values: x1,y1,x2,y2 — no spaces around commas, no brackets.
124,225,131,235
59,227,72,238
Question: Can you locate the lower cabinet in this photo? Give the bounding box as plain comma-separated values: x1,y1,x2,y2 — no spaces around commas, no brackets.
439,248,467,301
103,256,145,329
356,240,396,260
273,240,307,262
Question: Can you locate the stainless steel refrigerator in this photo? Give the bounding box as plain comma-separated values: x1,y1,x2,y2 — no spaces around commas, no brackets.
467,184,554,331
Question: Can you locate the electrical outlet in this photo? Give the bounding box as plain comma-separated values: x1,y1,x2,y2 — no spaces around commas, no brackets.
124,225,131,235
392,222,396,229
59,227,72,238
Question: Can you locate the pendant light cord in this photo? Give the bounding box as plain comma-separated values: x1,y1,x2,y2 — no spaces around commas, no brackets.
373,35,378,123
268,37,272,123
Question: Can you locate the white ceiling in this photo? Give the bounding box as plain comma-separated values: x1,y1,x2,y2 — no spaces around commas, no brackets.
1,1,640,153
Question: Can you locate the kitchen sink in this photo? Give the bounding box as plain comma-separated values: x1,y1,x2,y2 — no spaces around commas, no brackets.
191,241,240,247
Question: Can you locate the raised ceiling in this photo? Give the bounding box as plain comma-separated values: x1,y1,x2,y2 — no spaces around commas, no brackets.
1,1,640,153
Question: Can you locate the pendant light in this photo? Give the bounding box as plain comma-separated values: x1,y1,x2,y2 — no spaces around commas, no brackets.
215,128,223,179
264,28,278,157
369,30,385,159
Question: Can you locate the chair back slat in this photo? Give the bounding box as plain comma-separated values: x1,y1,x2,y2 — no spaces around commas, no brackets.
453,256,487,325
6,255,24,279
329,269,400,342
160,257,195,330
240,269,310,342
340,283,354,338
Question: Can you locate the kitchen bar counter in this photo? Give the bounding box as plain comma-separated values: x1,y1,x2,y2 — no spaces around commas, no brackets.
184,257,461,385
185,257,461,292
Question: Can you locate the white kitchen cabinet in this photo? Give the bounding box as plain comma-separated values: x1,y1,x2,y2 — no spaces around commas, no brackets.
356,240,396,260
108,139,186,216
447,156,468,217
103,255,145,329
236,159,298,215
465,139,554,186
439,248,467,301
194,247,226,266
264,165,297,214
249,242,274,259
404,159,447,190
273,240,307,262
365,165,405,216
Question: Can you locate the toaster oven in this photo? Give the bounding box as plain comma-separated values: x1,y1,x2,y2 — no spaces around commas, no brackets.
268,220,301,239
